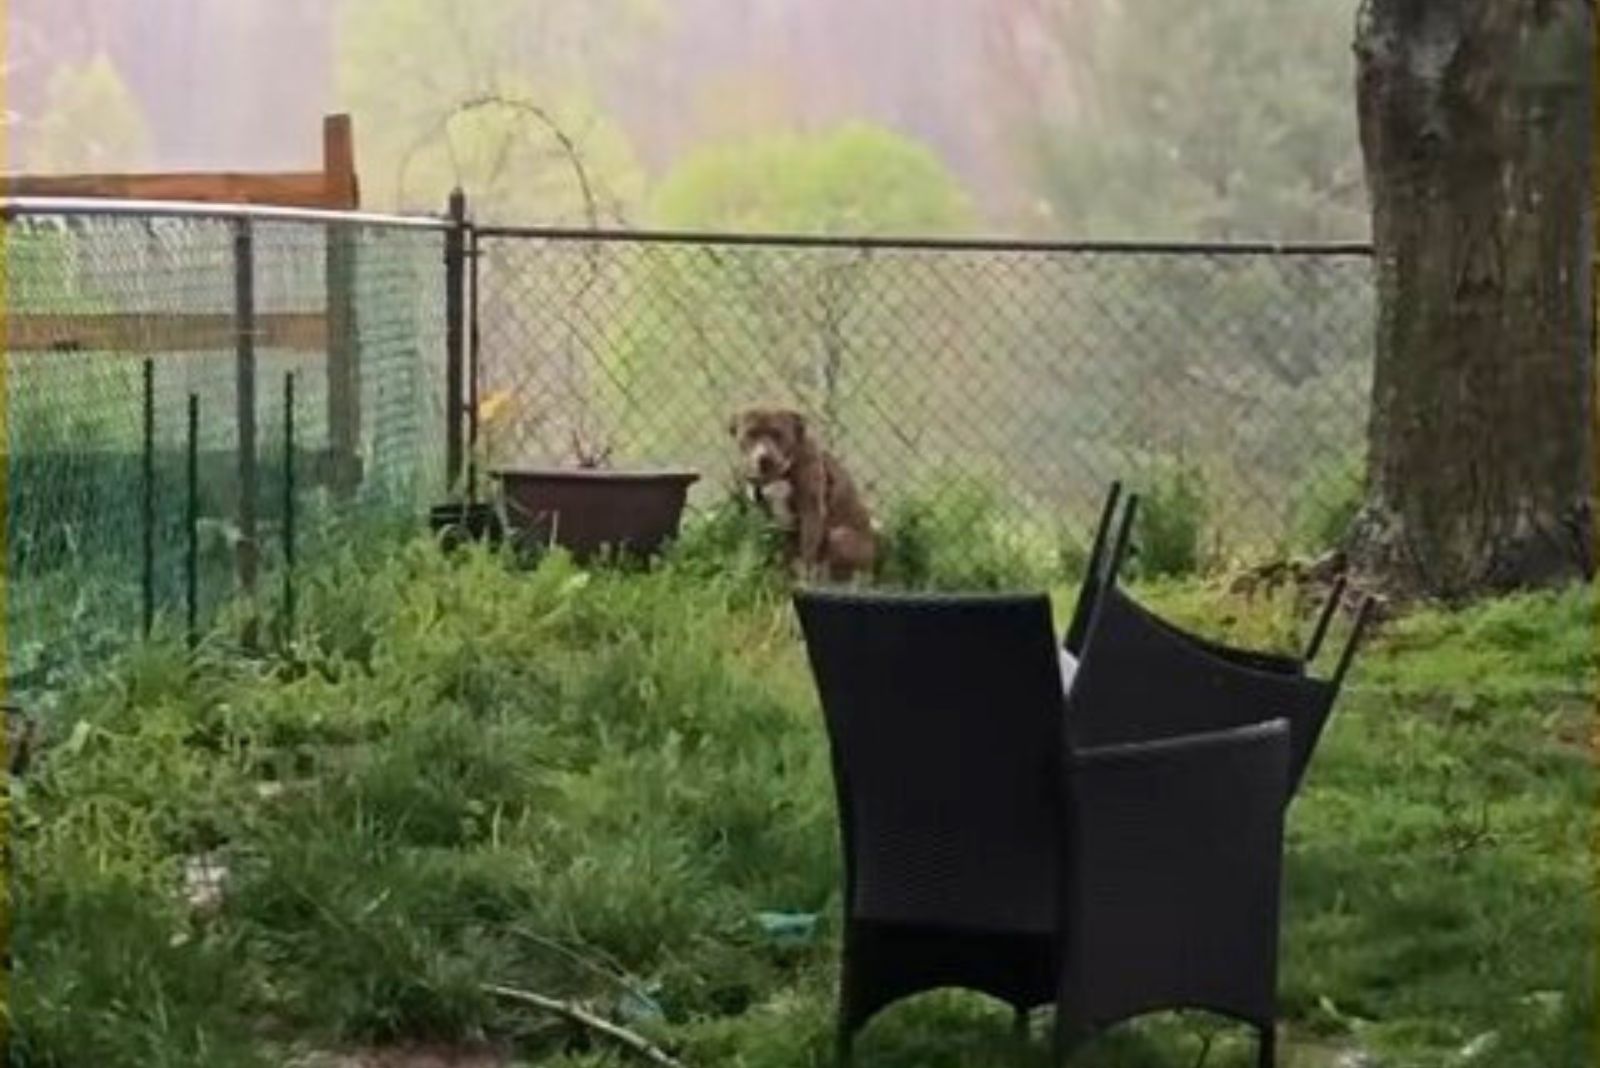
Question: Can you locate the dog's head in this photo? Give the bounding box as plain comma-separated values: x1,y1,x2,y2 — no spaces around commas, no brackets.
728,407,807,484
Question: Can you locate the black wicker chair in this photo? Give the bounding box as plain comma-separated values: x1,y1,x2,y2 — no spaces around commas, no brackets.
793,588,1295,1066
1061,480,1129,657
1063,484,1348,678
1058,720,1289,1068
1070,574,1369,797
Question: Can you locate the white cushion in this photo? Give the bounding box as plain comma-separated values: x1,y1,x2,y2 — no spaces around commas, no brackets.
1058,649,1079,693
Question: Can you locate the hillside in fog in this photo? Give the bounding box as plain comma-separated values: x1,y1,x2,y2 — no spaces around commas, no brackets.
7,0,1368,239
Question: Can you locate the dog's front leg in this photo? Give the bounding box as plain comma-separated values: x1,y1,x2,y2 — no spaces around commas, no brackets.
795,508,827,582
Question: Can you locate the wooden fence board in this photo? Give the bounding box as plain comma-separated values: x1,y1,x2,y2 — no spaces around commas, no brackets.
4,114,359,210
8,312,328,354
4,171,337,207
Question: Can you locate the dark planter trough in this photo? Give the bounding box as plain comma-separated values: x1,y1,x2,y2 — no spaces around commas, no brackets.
492,467,699,562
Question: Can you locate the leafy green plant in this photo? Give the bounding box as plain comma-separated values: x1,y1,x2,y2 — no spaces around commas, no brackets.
875,479,1055,591
665,488,787,593
1291,450,1366,554
1132,460,1209,578
651,122,974,235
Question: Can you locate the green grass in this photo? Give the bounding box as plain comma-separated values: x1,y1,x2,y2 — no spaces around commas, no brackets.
8,520,1595,1067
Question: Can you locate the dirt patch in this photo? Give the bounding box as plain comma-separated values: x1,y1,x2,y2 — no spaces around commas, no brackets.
293,1044,511,1068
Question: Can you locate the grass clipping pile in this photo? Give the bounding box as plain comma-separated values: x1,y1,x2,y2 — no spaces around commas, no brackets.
7,518,1594,1068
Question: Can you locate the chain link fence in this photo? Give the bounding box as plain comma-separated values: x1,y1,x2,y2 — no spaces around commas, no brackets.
5,204,449,703
5,204,1377,698
474,228,1375,580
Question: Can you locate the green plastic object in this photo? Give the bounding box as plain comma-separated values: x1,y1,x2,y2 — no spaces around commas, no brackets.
756,911,821,946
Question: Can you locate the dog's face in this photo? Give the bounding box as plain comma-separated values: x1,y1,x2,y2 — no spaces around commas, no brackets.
729,408,806,484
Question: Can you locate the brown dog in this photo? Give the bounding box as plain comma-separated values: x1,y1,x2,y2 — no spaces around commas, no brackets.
729,407,876,582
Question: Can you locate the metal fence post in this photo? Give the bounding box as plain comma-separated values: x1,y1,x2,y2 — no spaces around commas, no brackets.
233,218,260,647
187,393,201,651
326,218,362,499
467,223,483,502
445,189,468,493
141,358,156,639
283,371,297,643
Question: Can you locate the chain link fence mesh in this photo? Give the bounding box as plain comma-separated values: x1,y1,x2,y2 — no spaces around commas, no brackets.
5,208,448,704
6,208,1376,699
474,231,1375,578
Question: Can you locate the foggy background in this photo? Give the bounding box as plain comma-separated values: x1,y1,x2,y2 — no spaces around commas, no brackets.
6,0,1369,238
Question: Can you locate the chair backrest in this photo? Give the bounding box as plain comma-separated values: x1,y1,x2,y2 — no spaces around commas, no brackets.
1069,582,1370,796
793,589,1066,934
1064,481,1351,675
1064,483,1136,656
1146,601,1309,677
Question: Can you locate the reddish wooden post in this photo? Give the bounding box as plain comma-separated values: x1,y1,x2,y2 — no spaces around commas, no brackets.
323,114,363,497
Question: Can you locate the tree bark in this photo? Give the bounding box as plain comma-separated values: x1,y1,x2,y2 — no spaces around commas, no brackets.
1350,0,1595,600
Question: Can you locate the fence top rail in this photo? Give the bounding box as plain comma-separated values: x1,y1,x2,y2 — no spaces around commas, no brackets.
0,198,1377,256
474,223,1376,257
2,196,452,231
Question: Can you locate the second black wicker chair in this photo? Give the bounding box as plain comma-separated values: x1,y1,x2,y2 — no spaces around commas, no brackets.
1063,481,1348,677
1063,482,1371,797
1070,575,1368,797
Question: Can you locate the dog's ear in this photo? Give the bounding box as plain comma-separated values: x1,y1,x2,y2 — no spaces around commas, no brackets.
787,411,808,443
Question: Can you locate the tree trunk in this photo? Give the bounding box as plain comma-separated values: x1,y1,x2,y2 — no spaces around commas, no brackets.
1349,0,1594,600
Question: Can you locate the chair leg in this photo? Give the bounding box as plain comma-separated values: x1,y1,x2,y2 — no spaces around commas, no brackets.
1013,1007,1030,1040
836,1027,854,1068
835,980,857,1068
1051,1014,1086,1067
835,935,857,1068
1256,1021,1276,1068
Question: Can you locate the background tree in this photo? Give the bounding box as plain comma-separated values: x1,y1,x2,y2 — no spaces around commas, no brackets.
999,0,1375,554
26,53,152,173
643,124,975,434
502,124,981,480
650,122,974,235
335,0,659,222
1349,0,1593,598
1023,0,1366,241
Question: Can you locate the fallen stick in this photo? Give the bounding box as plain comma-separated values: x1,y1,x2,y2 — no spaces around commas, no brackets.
481,982,685,1068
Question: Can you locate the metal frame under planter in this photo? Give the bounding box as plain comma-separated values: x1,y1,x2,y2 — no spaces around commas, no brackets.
428,500,505,553
492,468,699,563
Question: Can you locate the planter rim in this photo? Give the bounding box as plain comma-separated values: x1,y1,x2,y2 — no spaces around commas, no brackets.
490,467,700,484
429,501,500,516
